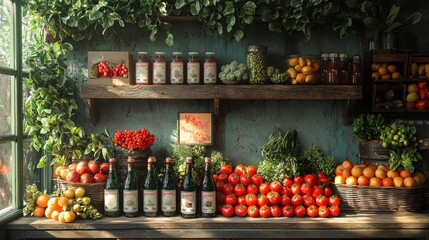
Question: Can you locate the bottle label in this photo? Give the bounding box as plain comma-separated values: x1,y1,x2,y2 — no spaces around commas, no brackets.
153,62,166,84
161,189,176,212
123,190,138,213
187,62,200,84
171,62,184,84
143,190,158,212
180,191,196,214
204,62,217,84
104,189,119,212
201,191,216,214
136,62,149,84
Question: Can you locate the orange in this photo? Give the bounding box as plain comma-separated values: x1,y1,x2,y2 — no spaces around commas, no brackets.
393,176,404,188
387,64,397,73
346,176,357,185
387,170,399,179
63,211,76,223
294,64,303,72
62,188,75,199
378,66,388,76
51,210,61,221
36,194,50,208
58,212,67,223
414,172,426,186
334,175,346,184
335,165,344,176
363,167,375,179
33,206,45,217
377,165,389,173
381,74,391,81
312,62,320,71
404,177,416,188
58,196,70,208
45,207,54,219
342,169,351,179
391,72,401,80
375,169,387,179
298,57,305,67
47,197,59,208
55,165,67,177
296,73,306,84
342,160,353,171
369,177,381,187
357,175,369,186
287,68,297,78
382,178,394,187
288,58,299,67
351,166,363,178
371,63,380,72
399,170,412,178
301,66,313,75
371,72,381,80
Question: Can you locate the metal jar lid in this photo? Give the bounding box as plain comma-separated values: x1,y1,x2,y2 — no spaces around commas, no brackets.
353,55,361,63
247,45,267,53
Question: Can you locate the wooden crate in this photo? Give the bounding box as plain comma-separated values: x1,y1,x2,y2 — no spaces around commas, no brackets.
87,51,134,85
408,56,429,81
371,83,405,113
371,52,409,83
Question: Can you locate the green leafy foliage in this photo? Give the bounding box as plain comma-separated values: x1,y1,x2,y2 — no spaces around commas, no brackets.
388,148,422,173
352,114,386,140
302,145,336,180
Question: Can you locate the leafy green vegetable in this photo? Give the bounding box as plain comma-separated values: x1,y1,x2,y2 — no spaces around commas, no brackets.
302,145,336,180
388,148,422,173
352,114,386,140
257,157,300,183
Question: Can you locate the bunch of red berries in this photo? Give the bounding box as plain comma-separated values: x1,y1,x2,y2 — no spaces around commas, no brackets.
114,128,155,152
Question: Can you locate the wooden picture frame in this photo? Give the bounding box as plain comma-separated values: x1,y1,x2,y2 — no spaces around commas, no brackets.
178,112,213,146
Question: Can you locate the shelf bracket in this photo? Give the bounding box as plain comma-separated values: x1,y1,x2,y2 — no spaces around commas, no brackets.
85,99,100,125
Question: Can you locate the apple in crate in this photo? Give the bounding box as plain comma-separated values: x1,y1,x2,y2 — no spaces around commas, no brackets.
80,173,94,183
100,162,109,175
66,171,80,183
76,161,90,175
68,163,77,172
94,173,107,183
88,160,100,175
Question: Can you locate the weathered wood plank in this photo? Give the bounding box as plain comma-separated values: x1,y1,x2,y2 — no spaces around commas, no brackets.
80,85,363,100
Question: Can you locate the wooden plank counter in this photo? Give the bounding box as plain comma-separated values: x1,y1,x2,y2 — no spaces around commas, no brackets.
6,211,429,239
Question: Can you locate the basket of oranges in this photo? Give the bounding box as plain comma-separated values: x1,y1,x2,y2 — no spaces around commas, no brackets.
331,160,426,212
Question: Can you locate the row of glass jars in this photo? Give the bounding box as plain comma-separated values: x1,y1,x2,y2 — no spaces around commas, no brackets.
135,52,217,85
319,53,362,85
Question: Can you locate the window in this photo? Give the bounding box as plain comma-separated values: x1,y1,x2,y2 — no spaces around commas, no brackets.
0,0,24,219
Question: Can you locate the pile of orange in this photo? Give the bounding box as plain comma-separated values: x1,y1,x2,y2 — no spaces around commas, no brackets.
334,160,426,188
371,63,401,81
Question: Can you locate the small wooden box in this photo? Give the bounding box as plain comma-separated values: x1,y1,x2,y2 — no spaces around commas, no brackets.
408,56,429,81
371,52,409,82
87,51,134,85
371,83,405,112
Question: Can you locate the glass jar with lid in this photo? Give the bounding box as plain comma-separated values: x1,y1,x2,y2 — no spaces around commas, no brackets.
246,45,267,84
326,53,339,85
170,52,184,84
319,53,329,84
339,53,351,85
203,52,217,84
136,52,151,85
352,55,362,85
187,52,200,84
153,52,167,85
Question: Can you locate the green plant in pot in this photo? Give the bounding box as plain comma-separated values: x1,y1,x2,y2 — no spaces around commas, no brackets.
364,4,421,49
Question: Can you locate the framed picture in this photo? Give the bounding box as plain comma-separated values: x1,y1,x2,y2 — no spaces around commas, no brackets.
178,112,213,145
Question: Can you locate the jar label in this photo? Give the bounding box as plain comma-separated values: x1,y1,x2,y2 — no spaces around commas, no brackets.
187,62,200,84
136,62,149,84
123,190,138,213
153,62,166,84
104,189,119,212
171,62,184,84
201,191,216,214
180,191,196,214
143,189,158,212
161,189,176,212
204,62,217,84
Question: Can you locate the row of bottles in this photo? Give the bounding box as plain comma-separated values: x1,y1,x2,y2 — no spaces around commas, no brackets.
104,156,216,218
319,53,362,85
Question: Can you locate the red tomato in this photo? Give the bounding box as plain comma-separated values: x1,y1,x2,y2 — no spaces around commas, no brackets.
267,191,281,205
316,195,329,207
234,164,246,176
281,195,291,206
304,174,317,186
216,192,226,204
259,183,270,195
240,174,252,187
294,205,306,217
218,173,228,183
269,181,282,192
282,177,294,188
282,204,295,217
318,172,327,179
223,183,234,195
312,185,324,199
307,205,318,218
300,183,313,196
291,194,303,206
237,196,246,205
247,205,259,218
270,205,281,217
245,193,258,206
251,174,264,186
216,181,225,192
302,195,315,207
225,194,237,205
228,173,240,186
324,187,333,197
234,204,248,217
220,164,233,175
212,174,218,182
259,205,271,218
294,176,304,185
247,184,259,195
246,165,257,177
257,194,268,207
335,165,344,176
221,204,234,217
234,183,247,197
318,206,329,218
318,176,330,186
328,195,341,206
281,186,293,197
291,183,301,195
329,205,341,217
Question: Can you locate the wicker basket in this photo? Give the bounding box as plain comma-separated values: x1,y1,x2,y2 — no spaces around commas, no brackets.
332,183,425,212
55,178,105,213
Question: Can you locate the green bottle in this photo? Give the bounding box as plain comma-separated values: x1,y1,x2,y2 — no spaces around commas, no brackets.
123,157,140,217
180,157,196,218
143,156,159,217
104,158,122,217
200,157,216,217
161,157,177,216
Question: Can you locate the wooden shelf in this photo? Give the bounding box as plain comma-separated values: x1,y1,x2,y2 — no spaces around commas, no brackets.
80,84,362,124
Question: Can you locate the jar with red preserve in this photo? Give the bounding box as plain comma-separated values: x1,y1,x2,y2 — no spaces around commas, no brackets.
170,52,184,84
153,52,167,84
135,52,151,85
203,52,217,84
326,53,339,85
187,52,200,84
